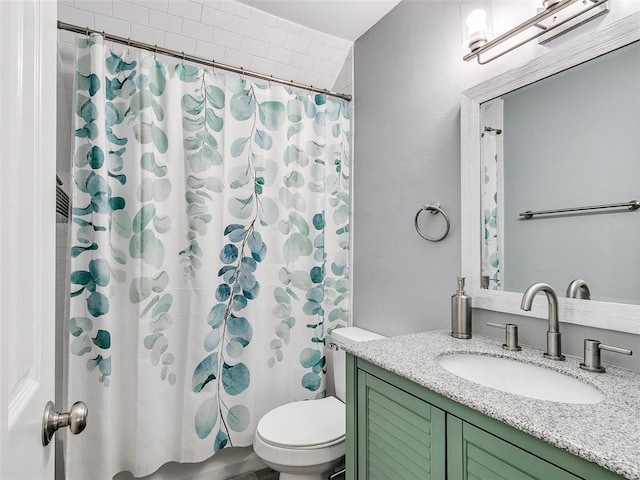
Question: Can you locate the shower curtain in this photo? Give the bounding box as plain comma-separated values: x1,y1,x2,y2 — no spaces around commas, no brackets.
481,130,502,289
66,34,350,479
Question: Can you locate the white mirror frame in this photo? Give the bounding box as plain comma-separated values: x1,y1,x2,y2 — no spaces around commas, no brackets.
461,12,640,335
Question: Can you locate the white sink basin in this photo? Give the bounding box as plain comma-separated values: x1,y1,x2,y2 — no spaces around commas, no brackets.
436,353,605,404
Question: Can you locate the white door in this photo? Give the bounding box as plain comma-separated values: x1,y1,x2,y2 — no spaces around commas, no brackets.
0,0,58,478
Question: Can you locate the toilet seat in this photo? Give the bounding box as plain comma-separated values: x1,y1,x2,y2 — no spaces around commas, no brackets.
256,397,345,449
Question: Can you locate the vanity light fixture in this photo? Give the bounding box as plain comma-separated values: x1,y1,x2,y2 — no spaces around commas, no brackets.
466,8,490,51
463,0,609,64
461,1,493,52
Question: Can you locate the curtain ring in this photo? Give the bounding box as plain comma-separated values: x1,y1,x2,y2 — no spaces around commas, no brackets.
414,203,450,242
211,58,215,74
154,44,158,59
181,51,185,66
240,67,245,80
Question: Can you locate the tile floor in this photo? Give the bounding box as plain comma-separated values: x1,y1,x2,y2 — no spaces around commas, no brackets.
227,467,279,480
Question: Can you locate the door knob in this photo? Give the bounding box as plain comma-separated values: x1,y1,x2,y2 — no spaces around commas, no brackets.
42,401,88,446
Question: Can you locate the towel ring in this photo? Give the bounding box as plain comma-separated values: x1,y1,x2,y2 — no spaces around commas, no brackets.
414,203,450,242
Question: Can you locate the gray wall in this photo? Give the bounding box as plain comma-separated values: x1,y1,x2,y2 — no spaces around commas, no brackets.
353,0,640,371
502,41,640,304
352,0,463,337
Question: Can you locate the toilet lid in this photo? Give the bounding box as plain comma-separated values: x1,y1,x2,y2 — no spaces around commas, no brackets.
256,397,345,448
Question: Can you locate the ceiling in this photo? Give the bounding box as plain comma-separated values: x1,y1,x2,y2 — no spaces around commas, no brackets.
234,0,402,41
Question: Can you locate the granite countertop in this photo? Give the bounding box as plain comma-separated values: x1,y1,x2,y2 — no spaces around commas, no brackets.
344,330,640,480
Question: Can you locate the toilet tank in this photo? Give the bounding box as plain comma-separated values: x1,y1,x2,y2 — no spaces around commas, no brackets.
328,327,384,402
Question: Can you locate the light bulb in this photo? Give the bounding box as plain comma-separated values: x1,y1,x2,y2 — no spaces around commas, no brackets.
466,8,487,32
466,8,488,51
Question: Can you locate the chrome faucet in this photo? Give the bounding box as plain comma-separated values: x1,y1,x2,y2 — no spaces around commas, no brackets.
520,283,565,361
566,279,591,300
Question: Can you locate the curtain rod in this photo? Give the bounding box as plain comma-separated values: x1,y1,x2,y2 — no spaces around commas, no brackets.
57,21,352,102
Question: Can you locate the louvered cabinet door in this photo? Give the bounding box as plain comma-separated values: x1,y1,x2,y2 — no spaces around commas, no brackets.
447,417,582,480
357,372,446,480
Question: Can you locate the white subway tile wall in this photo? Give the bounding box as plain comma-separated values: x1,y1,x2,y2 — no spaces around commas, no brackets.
266,44,293,65
290,52,315,71
94,13,132,37
230,16,262,39
201,7,234,30
223,47,252,68
240,37,268,58
249,56,276,75
133,0,169,12
283,33,311,54
59,0,353,92
78,0,113,17
332,47,353,95
182,18,214,42
167,1,202,22
131,23,165,46
148,9,183,34
258,26,286,47
212,27,243,49
112,0,149,25
164,31,197,53
194,40,226,60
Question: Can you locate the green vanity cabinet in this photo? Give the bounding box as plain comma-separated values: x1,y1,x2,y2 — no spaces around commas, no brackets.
447,417,580,480
346,355,625,480
356,370,446,479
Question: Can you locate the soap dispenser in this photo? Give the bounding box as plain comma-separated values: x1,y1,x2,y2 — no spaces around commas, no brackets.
451,277,472,339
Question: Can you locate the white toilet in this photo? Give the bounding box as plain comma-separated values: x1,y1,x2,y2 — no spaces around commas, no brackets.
253,327,384,480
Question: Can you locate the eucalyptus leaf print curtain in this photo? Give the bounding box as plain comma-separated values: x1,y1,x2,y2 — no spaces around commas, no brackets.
481,131,502,289
66,34,350,479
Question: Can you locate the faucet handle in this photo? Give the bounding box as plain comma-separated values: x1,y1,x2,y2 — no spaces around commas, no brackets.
487,322,522,351
580,339,633,373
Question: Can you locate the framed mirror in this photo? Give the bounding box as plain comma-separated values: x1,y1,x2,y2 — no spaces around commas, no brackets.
461,12,640,334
